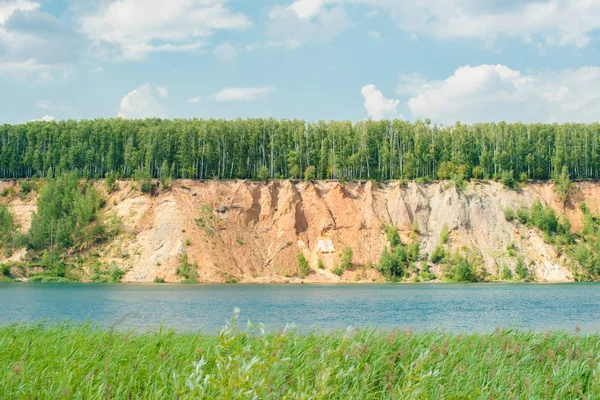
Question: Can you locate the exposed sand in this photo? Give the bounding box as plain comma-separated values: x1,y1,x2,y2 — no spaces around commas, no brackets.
4,179,599,283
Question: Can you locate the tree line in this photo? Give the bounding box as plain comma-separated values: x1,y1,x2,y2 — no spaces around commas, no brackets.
1,118,599,181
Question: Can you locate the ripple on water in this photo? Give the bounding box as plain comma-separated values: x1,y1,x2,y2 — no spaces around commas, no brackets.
0,283,599,332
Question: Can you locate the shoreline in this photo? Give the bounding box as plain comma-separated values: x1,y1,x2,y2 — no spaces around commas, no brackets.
0,279,589,285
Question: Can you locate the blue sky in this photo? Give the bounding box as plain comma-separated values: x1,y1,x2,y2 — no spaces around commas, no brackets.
1,0,600,124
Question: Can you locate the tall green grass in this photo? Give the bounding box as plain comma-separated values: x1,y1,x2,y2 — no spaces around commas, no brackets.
1,314,599,398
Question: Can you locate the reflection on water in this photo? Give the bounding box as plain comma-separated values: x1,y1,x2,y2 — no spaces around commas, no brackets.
1,283,599,332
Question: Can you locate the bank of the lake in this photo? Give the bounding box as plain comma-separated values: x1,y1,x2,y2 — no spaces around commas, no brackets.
1,322,599,398
5,178,600,285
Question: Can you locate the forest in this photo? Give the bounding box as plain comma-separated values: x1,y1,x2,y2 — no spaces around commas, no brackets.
0,118,599,181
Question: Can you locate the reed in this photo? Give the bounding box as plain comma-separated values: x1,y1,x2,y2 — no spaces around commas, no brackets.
1,315,598,398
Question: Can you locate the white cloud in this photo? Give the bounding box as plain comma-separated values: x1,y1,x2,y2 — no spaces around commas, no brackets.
79,0,251,60
0,0,38,23
284,0,600,48
266,4,351,49
368,30,383,43
214,42,238,62
288,0,325,19
39,114,54,122
405,64,600,123
214,86,275,102
156,86,168,98
0,60,61,82
388,0,600,48
118,84,166,119
30,114,54,122
187,97,201,103
361,84,400,121
90,66,104,73
0,1,82,81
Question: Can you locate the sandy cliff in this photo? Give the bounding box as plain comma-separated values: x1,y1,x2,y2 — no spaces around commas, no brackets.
5,180,600,283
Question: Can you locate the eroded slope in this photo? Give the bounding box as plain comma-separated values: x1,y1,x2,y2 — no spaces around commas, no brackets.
5,180,600,283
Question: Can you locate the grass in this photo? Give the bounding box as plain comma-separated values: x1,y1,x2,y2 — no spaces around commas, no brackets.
27,275,74,283
0,318,598,399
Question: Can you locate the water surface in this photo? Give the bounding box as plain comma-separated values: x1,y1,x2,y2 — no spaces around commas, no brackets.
1,283,599,332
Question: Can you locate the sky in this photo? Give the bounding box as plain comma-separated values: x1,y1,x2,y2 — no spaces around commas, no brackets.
1,0,600,125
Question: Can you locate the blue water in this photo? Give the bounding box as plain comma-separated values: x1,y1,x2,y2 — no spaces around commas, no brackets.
1,283,599,332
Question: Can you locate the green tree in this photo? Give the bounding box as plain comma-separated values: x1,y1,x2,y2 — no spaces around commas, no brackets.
500,170,516,189
430,244,445,264
27,173,104,252
378,246,405,279
440,224,449,244
516,257,528,280
383,224,401,248
516,207,529,224
408,241,420,262
340,247,353,270
104,173,117,192
502,265,513,280
0,205,19,251
436,161,456,180
257,166,270,181
554,165,570,202
304,166,316,181
160,160,172,189
297,252,310,278
1,118,600,183
445,254,476,282
176,253,199,282
529,199,544,227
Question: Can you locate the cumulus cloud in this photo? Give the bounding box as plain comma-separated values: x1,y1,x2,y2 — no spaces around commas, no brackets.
361,84,400,121
283,0,600,48
214,86,275,102
404,64,600,123
288,0,325,19
118,84,166,119
387,0,600,48
0,0,38,23
186,97,201,103
0,1,82,80
79,0,251,60
39,114,54,122
30,114,54,122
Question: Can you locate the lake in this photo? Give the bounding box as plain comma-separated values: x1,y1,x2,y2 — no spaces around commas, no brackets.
1,283,599,332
